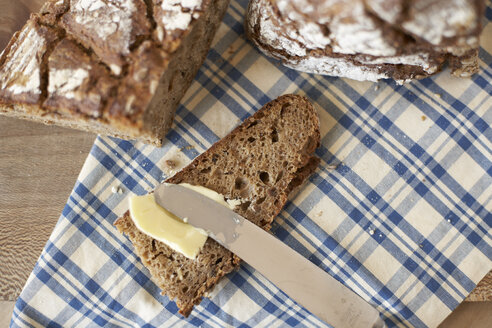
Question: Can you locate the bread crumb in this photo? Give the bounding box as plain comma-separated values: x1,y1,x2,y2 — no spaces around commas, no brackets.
369,229,375,235
316,211,323,217
434,93,441,98
326,163,338,170
165,160,177,169
178,145,194,151
111,186,123,194
177,267,184,281
374,85,379,91
421,115,427,121
227,45,237,55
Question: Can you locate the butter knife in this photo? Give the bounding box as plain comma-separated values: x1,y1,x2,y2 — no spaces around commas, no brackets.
154,183,386,328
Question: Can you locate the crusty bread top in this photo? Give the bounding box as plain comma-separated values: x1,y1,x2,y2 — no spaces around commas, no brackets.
0,0,210,127
246,0,484,81
115,94,321,316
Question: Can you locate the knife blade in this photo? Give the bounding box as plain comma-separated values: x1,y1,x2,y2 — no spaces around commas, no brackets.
154,183,385,328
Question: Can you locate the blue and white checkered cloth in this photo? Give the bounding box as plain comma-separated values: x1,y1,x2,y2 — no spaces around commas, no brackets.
10,1,492,327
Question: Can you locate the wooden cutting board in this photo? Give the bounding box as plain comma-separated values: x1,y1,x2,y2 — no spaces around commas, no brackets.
0,0,490,304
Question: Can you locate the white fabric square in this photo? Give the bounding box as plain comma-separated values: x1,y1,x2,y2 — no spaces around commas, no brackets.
415,294,449,328
459,247,490,282
243,56,283,93
200,101,241,139
351,150,392,189
404,199,442,238
221,288,263,323
29,284,65,319
365,246,401,285
124,288,166,322
70,237,107,276
447,151,486,191
309,197,347,235
393,104,434,142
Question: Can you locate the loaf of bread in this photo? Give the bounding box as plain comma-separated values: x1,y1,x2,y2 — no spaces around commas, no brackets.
0,0,230,146
246,0,486,82
115,94,321,316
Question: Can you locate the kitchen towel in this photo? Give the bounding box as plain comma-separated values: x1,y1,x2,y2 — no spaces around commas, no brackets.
10,1,492,327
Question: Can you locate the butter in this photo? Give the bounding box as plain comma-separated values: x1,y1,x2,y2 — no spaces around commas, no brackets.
128,183,240,259
178,183,241,209
129,193,208,259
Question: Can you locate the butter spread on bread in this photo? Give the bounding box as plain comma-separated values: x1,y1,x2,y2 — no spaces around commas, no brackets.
128,183,241,259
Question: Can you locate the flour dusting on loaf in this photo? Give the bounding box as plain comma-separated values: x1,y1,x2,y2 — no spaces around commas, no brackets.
48,68,89,99
246,0,485,82
0,20,57,100
157,0,203,36
62,0,148,75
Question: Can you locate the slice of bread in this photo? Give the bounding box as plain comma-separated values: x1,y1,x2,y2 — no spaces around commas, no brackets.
115,94,320,316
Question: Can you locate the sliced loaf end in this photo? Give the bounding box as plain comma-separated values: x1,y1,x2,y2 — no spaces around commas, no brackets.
0,0,231,147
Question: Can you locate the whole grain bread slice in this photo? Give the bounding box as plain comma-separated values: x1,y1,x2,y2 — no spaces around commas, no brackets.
114,94,320,316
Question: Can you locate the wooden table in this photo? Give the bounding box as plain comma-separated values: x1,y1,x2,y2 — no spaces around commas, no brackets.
0,0,491,327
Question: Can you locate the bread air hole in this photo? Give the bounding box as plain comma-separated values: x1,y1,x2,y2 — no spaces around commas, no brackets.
234,177,248,190
259,171,269,184
256,196,266,205
246,120,258,129
240,201,251,212
275,170,283,183
200,167,211,174
247,136,256,143
280,103,290,116
270,128,278,142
